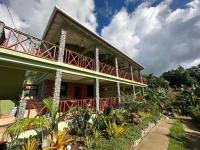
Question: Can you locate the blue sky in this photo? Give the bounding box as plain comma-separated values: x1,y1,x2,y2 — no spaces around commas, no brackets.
0,0,200,74
94,0,190,34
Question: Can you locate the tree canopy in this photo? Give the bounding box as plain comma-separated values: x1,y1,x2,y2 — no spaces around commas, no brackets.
161,65,200,88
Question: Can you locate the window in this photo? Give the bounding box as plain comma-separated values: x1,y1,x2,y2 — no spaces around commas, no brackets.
60,82,67,97
87,85,94,97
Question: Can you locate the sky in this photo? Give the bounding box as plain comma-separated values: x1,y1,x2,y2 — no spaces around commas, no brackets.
0,0,200,75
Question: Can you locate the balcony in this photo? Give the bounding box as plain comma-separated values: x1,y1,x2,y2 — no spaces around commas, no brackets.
0,26,147,84
25,97,119,118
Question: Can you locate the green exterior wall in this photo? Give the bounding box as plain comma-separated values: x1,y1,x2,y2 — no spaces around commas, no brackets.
0,66,25,100
0,99,16,114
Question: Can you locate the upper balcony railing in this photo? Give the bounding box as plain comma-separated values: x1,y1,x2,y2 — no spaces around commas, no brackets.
1,26,59,61
100,62,117,76
0,25,147,84
64,48,95,70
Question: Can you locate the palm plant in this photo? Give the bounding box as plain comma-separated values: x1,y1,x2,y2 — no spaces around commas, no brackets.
22,138,39,150
43,129,73,150
3,98,75,149
43,98,59,131
104,121,125,138
3,117,50,141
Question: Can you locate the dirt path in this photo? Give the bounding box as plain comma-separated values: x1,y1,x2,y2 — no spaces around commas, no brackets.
180,117,200,150
133,119,174,150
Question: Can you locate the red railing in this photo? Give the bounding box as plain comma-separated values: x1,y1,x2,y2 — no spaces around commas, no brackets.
99,97,119,110
59,99,95,114
64,49,95,70
0,25,146,84
25,97,119,118
1,26,59,61
118,70,132,80
100,62,116,76
26,100,47,118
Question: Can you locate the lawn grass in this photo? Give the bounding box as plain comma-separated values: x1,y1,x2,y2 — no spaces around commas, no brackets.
168,120,188,150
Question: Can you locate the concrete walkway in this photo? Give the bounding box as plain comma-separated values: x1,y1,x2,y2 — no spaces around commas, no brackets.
133,119,174,150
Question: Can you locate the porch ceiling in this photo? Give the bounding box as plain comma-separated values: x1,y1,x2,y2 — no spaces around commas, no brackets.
46,72,112,85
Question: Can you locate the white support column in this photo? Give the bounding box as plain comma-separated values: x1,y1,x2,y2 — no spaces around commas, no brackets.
115,57,119,77
16,73,27,119
130,66,136,99
95,47,99,72
117,82,121,104
115,57,121,104
141,75,143,83
132,84,136,99
130,66,134,81
94,78,100,112
141,87,145,97
94,47,100,112
53,28,66,107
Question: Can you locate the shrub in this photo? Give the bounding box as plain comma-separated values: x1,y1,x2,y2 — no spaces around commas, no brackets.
43,129,73,150
168,120,188,150
22,138,39,150
190,105,200,122
69,107,92,136
104,121,125,138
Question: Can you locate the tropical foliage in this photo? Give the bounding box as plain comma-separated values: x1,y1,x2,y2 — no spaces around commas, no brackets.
3,64,200,149
162,65,200,88
22,138,39,150
43,129,73,150
104,121,125,138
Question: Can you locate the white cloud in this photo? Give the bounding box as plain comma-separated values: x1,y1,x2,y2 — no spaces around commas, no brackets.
0,4,28,29
101,0,200,74
0,0,97,37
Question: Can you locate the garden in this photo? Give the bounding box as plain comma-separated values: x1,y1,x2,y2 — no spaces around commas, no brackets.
2,90,163,150
2,64,200,150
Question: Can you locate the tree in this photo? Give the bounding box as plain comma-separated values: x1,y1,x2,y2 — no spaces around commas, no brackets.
162,65,197,88
146,74,169,91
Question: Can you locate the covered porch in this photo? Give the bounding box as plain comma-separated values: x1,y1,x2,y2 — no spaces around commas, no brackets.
23,71,122,118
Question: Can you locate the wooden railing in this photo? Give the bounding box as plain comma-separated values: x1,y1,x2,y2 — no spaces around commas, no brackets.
26,100,47,118
100,62,117,76
0,25,146,84
119,70,132,80
64,49,95,70
1,26,59,61
99,97,119,110
25,97,119,118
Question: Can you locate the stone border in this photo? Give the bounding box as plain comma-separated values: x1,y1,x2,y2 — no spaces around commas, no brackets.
131,118,163,148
